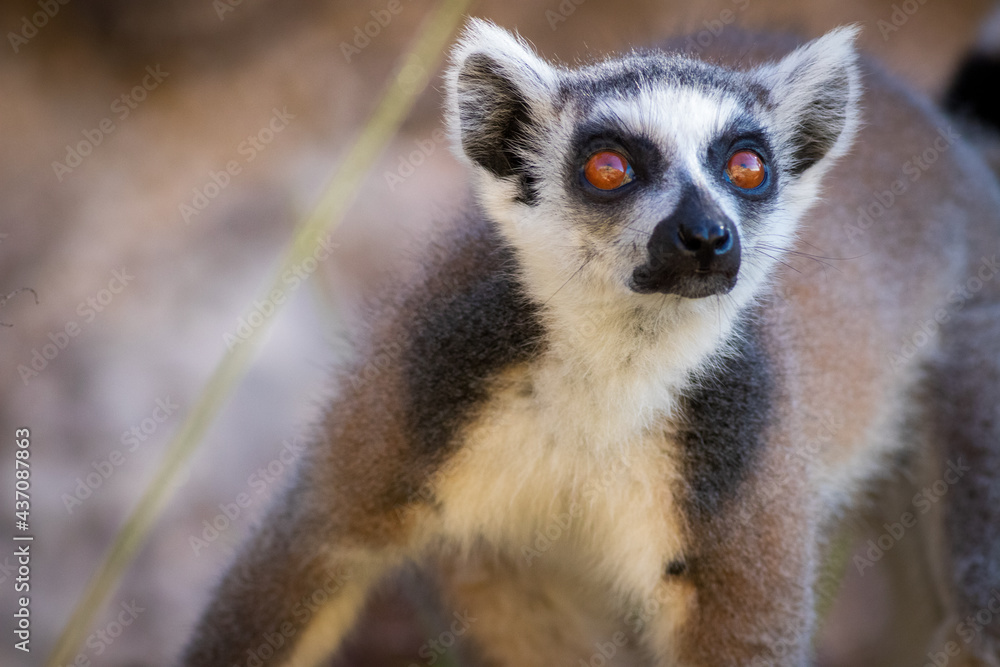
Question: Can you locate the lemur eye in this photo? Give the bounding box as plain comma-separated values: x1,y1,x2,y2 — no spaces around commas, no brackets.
725,150,767,190
584,150,635,190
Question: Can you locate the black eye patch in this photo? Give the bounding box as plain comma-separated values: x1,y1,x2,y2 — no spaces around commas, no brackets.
565,121,666,202
705,123,777,202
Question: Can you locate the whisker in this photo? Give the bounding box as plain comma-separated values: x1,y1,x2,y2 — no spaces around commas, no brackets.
755,238,869,262
542,256,593,307
715,294,723,339
755,243,842,274
780,249,859,263
754,250,802,275
620,222,653,238
792,238,873,262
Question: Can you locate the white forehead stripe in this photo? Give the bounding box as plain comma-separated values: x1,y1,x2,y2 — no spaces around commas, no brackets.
596,87,742,166
593,88,745,220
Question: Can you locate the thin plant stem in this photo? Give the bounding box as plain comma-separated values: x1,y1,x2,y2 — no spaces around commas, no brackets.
46,2,471,664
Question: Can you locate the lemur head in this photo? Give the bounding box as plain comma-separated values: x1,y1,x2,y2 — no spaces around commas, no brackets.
446,20,861,312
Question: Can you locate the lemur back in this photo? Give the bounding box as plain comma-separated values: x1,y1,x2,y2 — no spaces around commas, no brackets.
182,21,1000,667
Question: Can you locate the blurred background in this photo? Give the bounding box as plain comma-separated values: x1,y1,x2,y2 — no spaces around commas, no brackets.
0,0,995,664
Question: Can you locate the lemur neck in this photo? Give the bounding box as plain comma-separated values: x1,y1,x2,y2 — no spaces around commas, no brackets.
536,278,745,392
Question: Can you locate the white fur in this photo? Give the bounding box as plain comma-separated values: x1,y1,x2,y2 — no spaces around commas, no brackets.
429,363,691,627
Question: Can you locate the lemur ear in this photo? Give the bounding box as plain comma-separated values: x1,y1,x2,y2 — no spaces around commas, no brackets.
445,20,557,193
755,26,863,176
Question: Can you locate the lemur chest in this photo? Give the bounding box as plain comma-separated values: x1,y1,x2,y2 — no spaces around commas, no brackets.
431,362,689,592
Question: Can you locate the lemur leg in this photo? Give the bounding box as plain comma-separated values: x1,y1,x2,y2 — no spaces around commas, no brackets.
180,475,404,667
823,449,948,667
436,548,644,666
923,302,1000,666
179,385,451,667
642,457,820,666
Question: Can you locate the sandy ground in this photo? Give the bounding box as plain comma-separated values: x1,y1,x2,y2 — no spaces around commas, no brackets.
0,0,995,664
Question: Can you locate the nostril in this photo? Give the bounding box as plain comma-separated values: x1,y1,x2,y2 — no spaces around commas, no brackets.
676,226,704,252
676,224,732,255
712,228,733,254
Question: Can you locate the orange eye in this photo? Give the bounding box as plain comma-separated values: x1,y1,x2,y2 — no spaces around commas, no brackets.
584,150,634,190
725,150,767,190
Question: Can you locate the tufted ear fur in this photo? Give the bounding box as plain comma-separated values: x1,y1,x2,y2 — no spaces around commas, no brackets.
755,26,863,177
445,20,558,203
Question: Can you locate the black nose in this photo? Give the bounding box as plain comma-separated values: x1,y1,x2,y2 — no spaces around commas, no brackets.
676,221,734,261
630,186,741,298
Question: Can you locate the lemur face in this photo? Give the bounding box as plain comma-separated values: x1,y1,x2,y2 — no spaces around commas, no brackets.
553,70,771,299
447,21,860,307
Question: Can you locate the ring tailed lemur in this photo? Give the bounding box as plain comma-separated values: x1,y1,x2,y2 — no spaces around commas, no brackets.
182,20,1000,666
